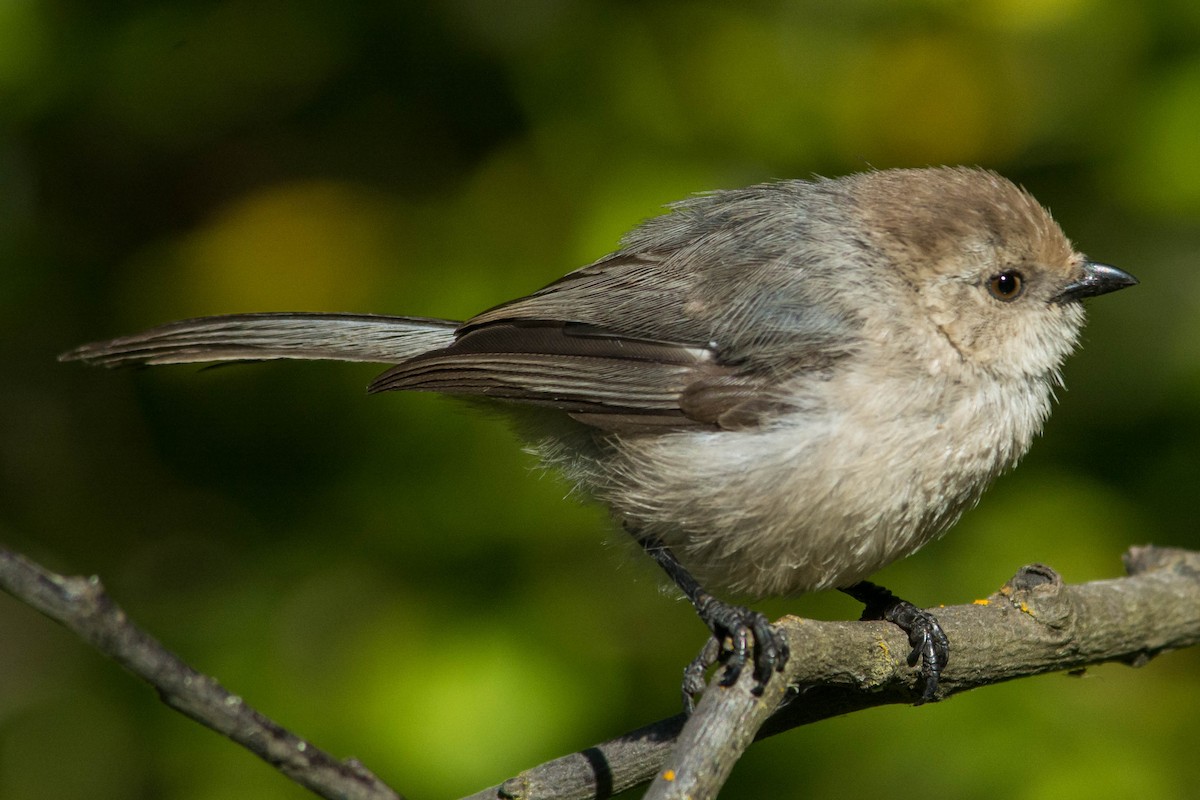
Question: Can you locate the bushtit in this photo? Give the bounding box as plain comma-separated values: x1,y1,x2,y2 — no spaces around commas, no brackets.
62,167,1136,705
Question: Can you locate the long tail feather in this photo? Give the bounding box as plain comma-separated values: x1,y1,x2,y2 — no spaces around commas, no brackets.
60,312,459,367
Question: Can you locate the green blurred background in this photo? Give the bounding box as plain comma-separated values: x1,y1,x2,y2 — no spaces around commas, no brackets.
2,1,1198,798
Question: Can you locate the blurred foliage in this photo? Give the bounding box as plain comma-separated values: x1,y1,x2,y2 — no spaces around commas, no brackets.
1,1,1198,798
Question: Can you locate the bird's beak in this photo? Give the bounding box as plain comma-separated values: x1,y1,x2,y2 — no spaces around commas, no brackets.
1054,261,1139,303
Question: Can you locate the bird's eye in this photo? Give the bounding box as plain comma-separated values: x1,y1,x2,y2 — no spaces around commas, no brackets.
987,271,1025,302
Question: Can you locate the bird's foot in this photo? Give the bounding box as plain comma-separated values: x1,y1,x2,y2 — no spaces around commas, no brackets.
843,581,949,703
630,530,789,712
681,596,789,713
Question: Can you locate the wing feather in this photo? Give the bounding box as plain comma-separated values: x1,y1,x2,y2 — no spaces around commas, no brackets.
370,321,726,427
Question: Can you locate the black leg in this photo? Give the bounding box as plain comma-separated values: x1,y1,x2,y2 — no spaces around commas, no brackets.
633,530,789,711
842,581,949,703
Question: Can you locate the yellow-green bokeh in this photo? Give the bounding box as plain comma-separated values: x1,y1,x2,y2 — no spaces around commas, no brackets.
1,2,1197,799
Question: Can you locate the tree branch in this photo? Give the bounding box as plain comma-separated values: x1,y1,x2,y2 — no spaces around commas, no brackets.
465,546,1200,800
3,544,1196,800
0,546,404,800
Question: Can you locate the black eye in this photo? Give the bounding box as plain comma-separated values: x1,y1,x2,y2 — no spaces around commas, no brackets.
988,271,1025,302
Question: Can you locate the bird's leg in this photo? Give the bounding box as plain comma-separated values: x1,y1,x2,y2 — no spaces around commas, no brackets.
841,580,949,703
632,529,789,712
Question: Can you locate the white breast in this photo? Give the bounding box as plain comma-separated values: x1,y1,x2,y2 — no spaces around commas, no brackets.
587,367,1054,598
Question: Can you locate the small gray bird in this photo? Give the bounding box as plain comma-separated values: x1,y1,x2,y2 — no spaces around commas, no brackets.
62,167,1137,705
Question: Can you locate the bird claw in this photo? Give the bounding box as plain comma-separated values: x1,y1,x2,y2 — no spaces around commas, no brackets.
682,599,790,713
844,581,949,703
893,604,949,703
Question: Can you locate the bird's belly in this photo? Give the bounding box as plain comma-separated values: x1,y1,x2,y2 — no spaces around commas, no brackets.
592,378,1049,597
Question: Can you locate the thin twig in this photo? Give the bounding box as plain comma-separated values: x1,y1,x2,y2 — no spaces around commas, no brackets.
0,547,403,800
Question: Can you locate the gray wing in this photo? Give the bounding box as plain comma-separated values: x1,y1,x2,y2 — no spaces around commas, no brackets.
59,313,458,367
373,183,867,431
373,251,861,432
370,318,744,430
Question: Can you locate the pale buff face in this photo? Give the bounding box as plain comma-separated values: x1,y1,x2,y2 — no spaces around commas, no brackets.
848,167,1089,382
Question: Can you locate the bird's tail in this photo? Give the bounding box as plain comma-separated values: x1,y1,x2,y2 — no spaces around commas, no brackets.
59,312,460,367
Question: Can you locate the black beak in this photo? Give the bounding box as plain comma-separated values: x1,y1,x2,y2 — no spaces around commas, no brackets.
1054,261,1138,303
